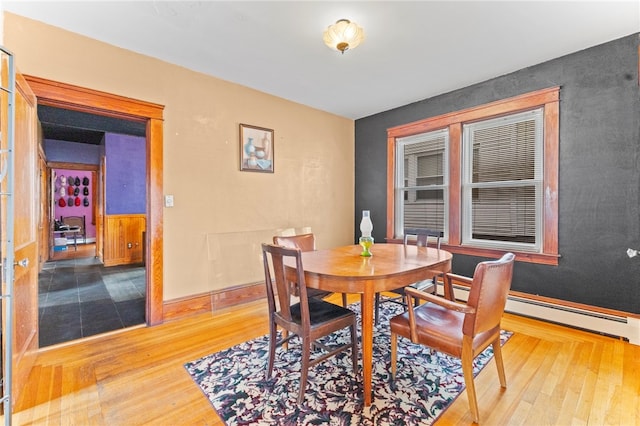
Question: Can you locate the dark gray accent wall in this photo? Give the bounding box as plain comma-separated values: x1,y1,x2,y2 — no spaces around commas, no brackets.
355,34,640,314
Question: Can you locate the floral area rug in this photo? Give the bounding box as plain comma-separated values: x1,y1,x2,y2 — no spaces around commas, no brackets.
184,301,512,425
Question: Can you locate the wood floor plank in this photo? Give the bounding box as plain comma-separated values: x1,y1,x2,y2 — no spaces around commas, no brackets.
620,341,640,425
3,298,639,425
481,335,551,424
573,339,602,424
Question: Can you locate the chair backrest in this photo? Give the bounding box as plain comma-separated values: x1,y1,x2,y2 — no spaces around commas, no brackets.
403,228,442,249
262,243,310,326
61,215,86,234
273,233,316,252
463,252,515,337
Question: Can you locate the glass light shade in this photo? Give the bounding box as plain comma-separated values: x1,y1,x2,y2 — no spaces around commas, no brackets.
323,19,365,53
359,210,374,256
360,210,373,237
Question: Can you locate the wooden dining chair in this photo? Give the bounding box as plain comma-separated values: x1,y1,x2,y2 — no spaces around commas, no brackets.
273,233,348,307
389,252,515,423
261,243,359,404
374,228,443,324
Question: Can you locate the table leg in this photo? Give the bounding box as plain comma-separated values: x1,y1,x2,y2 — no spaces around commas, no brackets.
360,287,374,406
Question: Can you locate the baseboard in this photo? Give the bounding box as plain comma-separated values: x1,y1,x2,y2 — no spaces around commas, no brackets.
163,282,265,321
162,280,640,346
444,283,640,345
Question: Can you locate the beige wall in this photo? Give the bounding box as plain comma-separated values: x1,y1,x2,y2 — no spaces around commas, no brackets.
4,13,355,300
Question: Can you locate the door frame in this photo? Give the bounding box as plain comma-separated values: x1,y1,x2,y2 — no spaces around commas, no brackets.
26,75,165,325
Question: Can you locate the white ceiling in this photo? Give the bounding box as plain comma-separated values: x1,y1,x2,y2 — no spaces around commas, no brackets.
3,1,639,120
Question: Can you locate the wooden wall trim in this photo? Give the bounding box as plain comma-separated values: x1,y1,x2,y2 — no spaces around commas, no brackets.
23,75,164,121
447,123,462,246
163,283,266,322
387,86,560,138
26,76,165,326
105,213,146,219
385,135,395,238
146,118,164,324
47,161,99,171
386,86,560,265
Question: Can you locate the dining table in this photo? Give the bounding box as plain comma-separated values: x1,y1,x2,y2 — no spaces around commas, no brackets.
284,242,452,406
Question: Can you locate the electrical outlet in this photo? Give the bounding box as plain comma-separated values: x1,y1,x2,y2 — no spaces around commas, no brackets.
164,195,174,207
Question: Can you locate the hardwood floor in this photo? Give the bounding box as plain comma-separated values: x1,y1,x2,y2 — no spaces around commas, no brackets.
8,294,640,425
49,241,96,261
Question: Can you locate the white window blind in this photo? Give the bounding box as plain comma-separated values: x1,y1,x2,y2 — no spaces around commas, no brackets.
462,108,543,251
395,129,448,238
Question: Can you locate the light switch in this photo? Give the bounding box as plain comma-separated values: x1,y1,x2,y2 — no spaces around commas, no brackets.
164,195,174,207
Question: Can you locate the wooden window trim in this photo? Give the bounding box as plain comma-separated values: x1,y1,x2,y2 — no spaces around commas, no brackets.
387,87,560,265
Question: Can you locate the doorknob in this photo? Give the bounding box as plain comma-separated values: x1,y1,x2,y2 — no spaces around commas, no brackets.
14,258,29,268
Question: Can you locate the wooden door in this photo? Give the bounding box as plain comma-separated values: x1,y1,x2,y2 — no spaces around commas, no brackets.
37,152,50,270
6,71,39,408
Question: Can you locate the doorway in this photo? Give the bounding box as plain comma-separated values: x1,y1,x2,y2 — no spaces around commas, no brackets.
26,75,165,344
38,109,148,346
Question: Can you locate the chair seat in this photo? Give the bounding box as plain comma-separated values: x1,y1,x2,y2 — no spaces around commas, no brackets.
290,298,354,326
389,302,500,358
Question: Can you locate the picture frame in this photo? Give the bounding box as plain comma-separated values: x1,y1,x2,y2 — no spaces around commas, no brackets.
239,123,274,173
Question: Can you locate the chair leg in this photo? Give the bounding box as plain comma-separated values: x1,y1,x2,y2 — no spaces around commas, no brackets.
390,331,397,382
492,339,507,388
267,322,277,379
341,292,348,307
350,322,358,373
298,336,311,404
374,293,380,325
461,342,480,423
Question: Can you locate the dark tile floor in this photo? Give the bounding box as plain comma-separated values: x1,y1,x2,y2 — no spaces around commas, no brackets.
38,256,146,347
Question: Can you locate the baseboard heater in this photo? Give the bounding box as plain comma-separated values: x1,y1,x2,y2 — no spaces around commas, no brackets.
445,284,640,346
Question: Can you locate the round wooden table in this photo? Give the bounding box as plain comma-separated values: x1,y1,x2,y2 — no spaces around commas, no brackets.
288,243,452,406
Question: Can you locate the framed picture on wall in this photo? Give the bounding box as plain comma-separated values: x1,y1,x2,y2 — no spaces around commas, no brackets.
239,123,274,173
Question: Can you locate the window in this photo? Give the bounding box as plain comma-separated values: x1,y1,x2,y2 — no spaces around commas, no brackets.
395,129,448,238
462,108,543,251
387,87,559,265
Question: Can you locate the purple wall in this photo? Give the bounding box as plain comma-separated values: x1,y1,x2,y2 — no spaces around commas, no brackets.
105,134,146,214
53,169,96,238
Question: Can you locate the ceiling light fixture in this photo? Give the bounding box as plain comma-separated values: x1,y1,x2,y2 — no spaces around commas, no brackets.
323,19,365,54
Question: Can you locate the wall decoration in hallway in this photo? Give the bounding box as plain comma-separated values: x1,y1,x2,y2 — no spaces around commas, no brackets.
53,168,95,240
239,123,274,173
